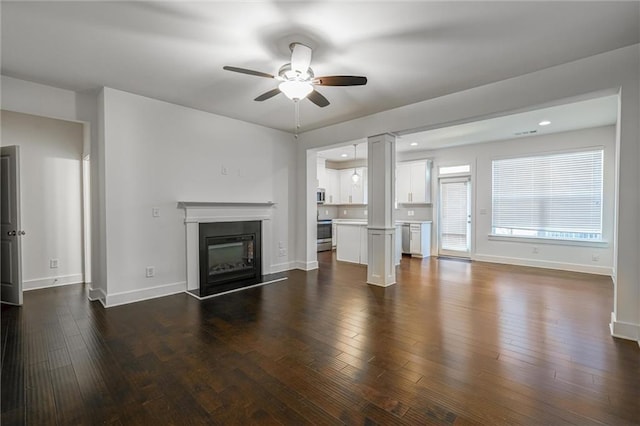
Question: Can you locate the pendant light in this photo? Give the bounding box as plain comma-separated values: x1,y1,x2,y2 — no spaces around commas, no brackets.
351,144,360,183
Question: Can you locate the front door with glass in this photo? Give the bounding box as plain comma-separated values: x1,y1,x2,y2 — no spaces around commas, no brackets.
438,177,471,258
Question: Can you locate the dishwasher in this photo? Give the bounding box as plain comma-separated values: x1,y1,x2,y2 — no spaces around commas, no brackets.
401,224,410,254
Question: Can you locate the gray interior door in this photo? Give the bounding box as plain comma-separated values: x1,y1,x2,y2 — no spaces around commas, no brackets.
1,145,23,305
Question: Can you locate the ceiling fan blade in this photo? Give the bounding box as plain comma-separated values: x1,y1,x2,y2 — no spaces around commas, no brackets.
254,88,281,102
314,76,368,86
290,43,312,75
307,90,330,108
223,66,274,79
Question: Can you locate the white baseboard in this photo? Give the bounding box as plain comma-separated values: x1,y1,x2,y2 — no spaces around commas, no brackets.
23,274,84,291
294,260,318,271
610,312,640,342
269,261,295,274
472,254,613,276
87,286,107,307
104,281,186,307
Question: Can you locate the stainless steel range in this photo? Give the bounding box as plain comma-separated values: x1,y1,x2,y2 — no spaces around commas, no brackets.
317,220,332,252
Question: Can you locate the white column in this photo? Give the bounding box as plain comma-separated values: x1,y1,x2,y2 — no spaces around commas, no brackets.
367,133,396,286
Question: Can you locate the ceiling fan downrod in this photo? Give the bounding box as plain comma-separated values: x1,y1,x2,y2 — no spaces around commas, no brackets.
294,100,301,139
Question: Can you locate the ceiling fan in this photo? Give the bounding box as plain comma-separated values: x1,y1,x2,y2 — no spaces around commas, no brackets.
223,43,367,108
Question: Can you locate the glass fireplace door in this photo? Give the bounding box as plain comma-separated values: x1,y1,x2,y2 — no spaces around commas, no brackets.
207,235,255,280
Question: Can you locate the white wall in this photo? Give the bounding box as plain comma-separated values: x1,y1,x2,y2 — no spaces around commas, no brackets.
0,110,84,289
1,76,104,299
1,76,78,122
411,126,615,274
298,44,640,342
100,88,296,304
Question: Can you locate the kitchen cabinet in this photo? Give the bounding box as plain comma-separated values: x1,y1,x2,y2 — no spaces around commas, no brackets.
396,160,432,204
336,223,365,263
332,222,337,248
325,168,340,204
317,159,327,189
339,167,367,204
403,222,431,258
335,220,401,265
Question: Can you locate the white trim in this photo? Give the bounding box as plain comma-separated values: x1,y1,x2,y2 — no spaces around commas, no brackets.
23,274,84,291
295,260,318,271
185,277,288,301
184,215,271,224
488,234,609,248
610,312,640,342
104,281,185,307
177,201,275,209
473,254,613,276
270,261,295,273
87,286,107,307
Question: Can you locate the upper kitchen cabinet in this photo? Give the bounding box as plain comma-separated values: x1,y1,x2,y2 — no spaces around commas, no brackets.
396,160,432,204
339,167,367,204
325,168,340,204
317,158,328,189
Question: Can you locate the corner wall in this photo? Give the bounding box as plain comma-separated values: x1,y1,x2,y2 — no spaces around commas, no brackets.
100,88,297,305
0,110,84,289
427,126,615,274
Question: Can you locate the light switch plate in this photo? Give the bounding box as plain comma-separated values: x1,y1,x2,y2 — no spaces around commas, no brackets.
152,207,160,217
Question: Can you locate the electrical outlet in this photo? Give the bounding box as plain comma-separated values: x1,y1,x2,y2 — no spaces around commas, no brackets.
278,248,286,257
408,210,414,216
145,266,155,278
343,210,347,215
221,165,228,175
532,247,539,254
152,207,160,217
50,258,59,268
592,254,600,262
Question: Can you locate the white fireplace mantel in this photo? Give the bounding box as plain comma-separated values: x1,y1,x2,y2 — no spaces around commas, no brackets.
177,201,276,291
178,201,276,223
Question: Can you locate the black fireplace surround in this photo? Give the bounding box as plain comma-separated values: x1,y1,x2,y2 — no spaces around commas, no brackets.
199,221,262,296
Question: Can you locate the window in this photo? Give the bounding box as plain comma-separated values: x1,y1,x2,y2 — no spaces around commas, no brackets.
491,149,603,241
439,164,470,175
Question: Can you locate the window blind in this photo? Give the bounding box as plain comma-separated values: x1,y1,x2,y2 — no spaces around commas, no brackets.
492,149,603,240
440,179,469,251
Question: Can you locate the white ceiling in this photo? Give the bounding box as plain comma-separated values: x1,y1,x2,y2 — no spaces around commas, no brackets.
1,2,638,134
318,94,619,162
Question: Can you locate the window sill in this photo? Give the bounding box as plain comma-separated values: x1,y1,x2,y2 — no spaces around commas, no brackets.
488,234,609,248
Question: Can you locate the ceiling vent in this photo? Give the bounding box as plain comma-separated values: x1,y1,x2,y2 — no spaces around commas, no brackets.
514,129,538,136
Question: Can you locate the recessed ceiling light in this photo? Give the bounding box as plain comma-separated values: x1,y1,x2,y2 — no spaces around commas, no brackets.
340,153,348,158
410,142,418,146
539,120,551,126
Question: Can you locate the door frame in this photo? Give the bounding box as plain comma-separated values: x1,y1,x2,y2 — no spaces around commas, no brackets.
437,175,472,258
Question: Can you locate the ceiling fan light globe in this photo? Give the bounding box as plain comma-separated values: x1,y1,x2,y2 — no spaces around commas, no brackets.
279,80,313,101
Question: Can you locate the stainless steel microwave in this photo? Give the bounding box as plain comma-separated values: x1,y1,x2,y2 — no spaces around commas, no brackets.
317,188,326,204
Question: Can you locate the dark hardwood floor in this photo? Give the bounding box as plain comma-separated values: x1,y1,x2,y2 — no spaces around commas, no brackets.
2,252,639,425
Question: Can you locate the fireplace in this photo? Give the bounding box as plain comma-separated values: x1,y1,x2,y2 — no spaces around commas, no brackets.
199,221,262,296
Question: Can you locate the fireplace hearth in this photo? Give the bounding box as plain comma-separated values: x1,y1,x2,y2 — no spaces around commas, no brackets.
199,221,262,296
